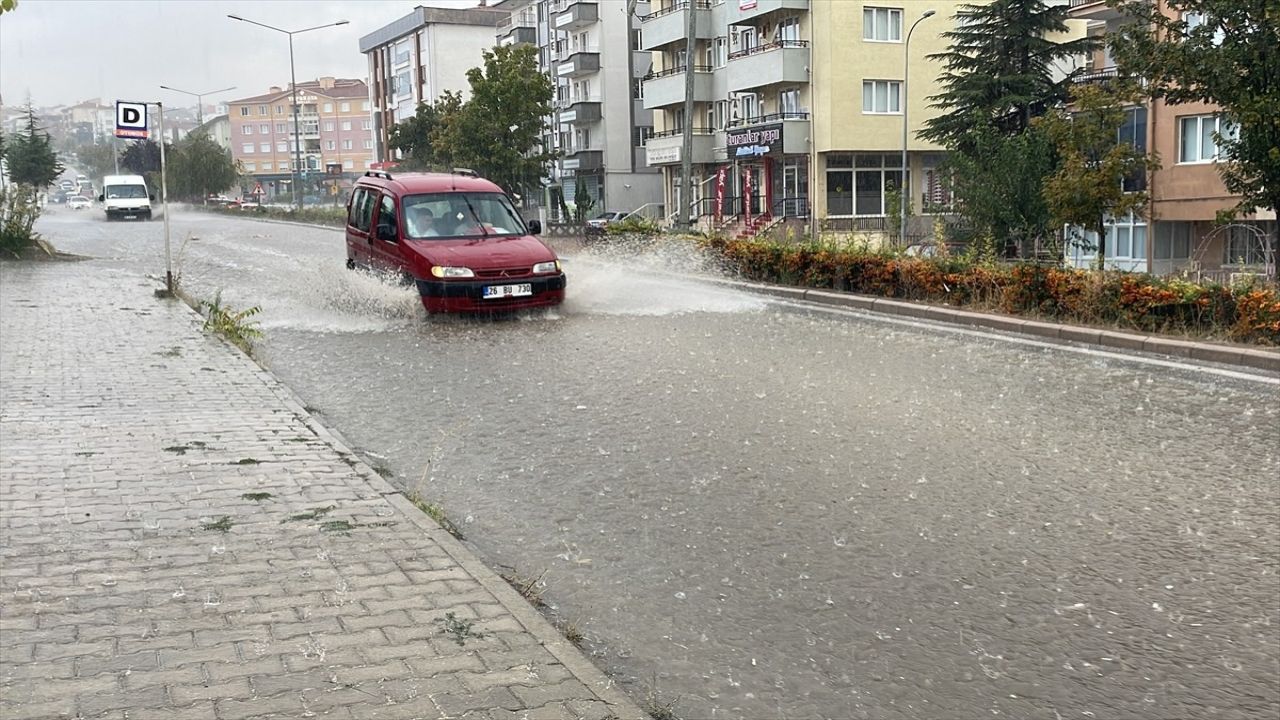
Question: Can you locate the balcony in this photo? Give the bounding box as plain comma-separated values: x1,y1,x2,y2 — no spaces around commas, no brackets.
557,51,601,77
1068,0,1124,21
499,25,536,46
640,1,713,51
561,99,602,124
554,1,598,30
726,112,810,155
1071,65,1121,85
729,0,809,23
562,149,603,172
727,40,810,92
643,128,716,166
642,65,714,109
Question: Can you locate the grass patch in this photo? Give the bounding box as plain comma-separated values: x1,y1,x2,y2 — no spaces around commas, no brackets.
162,445,190,455
407,493,464,540
200,515,234,533
283,505,336,523
643,676,682,720
371,464,394,479
500,568,547,609
231,458,261,465
154,346,183,358
560,619,585,647
437,611,486,646
241,492,273,501
199,290,264,356
319,519,355,534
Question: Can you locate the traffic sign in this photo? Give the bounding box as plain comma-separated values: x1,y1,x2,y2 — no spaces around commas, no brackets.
115,101,149,139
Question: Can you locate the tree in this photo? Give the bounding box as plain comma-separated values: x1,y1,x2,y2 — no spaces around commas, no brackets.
5,105,63,189
78,142,118,183
389,92,462,171
120,139,162,175
947,123,1061,254
432,44,556,198
921,0,1099,150
572,180,595,223
170,132,241,201
1039,83,1158,270
1109,0,1280,241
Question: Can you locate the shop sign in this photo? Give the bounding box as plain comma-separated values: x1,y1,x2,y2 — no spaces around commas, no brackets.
726,123,781,158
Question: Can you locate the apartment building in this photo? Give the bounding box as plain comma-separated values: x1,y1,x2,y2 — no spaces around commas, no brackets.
359,6,505,165
1066,0,1275,279
491,0,662,217
227,78,374,198
641,0,968,235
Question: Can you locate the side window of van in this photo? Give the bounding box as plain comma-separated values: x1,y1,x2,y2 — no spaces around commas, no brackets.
347,188,365,229
377,194,398,241
350,188,375,232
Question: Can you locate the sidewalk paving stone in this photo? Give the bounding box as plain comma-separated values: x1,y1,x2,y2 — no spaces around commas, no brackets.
0,264,643,720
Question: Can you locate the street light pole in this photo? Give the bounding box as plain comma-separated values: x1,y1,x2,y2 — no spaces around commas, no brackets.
159,85,237,128
901,9,935,249
227,15,349,211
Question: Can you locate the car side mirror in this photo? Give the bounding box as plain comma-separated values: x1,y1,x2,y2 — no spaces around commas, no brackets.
528,219,542,235
97,194,104,202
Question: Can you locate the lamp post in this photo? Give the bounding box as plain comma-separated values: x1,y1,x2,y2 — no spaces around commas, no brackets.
159,85,236,128
227,15,348,210
901,9,935,249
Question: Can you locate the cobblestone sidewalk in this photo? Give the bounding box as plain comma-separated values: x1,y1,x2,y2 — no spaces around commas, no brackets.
0,263,643,720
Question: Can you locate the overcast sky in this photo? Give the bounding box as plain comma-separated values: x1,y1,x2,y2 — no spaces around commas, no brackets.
0,0,479,109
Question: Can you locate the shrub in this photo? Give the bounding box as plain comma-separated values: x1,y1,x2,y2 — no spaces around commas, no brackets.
0,185,43,258
604,216,660,236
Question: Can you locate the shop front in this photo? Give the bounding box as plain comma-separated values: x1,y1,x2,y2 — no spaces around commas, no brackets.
721,121,809,223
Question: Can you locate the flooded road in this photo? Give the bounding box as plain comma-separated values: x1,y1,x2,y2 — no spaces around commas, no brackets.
38,207,1280,719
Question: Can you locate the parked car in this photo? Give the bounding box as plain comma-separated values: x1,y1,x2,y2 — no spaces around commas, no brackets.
584,210,629,236
344,170,565,314
67,195,92,210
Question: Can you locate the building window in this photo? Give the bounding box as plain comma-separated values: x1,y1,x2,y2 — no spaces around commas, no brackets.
1223,224,1273,266
362,120,372,130
714,37,728,67
343,139,353,150
258,105,268,115
239,106,250,116
826,153,905,217
1179,114,1236,163
739,93,759,123
714,100,728,130
277,141,287,152
244,161,256,171
1069,211,1147,261
242,125,253,135
363,139,373,149
863,7,903,42
276,105,284,114
326,140,336,150
340,102,351,112
633,126,654,147
344,159,354,169
259,143,270,153
1154,222,1193,261
1183,11,1226,44
780,88,801,116
276,123,286,133
632,78,644,100
323,103,334,113
324,120,335,132
777,17,800,43
242,143,254,154
1118,107,1148,192
262,162,272,171
632,29,643,50
259,124,270,134
342,120,352,131
362,101,371,111
862,80,902,114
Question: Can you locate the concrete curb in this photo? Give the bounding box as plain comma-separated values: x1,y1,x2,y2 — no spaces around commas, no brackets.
702,276,1280,375
165,285,648,719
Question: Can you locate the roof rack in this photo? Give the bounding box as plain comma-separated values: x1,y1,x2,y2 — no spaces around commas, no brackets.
364,170,393,180
451,167,477,178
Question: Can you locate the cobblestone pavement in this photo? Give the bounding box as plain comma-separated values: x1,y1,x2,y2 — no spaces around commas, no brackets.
0,263,643,720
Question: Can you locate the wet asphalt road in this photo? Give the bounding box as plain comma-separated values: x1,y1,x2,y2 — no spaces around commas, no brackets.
33,205,1280,719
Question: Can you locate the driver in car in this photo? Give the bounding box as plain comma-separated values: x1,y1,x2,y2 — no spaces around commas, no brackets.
406,205,438,237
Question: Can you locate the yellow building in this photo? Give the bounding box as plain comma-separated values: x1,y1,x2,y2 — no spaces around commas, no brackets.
640,0,979,237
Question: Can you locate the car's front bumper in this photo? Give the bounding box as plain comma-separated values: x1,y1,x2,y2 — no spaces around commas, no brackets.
415,273,566,313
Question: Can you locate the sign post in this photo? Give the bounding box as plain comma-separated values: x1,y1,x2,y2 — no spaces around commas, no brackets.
116,100,172,293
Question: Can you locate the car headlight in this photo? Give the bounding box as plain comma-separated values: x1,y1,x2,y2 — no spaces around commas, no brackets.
532,260,560,274
430,266,475,278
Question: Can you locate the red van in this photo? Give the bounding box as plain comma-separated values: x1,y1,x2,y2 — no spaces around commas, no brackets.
344,170,566,313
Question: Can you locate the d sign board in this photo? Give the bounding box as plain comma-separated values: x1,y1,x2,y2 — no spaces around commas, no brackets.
115,101,149,139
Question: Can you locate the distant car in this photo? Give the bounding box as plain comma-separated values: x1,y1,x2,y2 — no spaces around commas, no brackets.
67,196,92,210
584,211,628,236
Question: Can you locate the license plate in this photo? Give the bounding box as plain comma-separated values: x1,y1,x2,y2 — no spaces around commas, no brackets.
483,283,533,299
124,214,136,219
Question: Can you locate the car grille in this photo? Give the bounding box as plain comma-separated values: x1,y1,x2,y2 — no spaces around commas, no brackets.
474,267,532,279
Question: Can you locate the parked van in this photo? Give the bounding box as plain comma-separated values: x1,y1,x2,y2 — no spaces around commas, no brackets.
345,170,565,313
98,174,153,220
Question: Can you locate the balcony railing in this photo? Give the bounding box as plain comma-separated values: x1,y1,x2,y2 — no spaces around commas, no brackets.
726,111,810,127
647,127,716,140
1072,66,1121,84
641,0,711,21
643,64,713,80
727,38,809,61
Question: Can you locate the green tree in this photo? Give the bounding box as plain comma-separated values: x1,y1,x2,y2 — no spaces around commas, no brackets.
572,180,595,223
120,139,162,175
921,0,1099,150
78,142,118,183
1109,0,1280,244
170,132,241,201
0,0,18,15
5,104,63,189
947,124,1060,254
1039,84,1158,270
389,92,462,171
432,44,556,197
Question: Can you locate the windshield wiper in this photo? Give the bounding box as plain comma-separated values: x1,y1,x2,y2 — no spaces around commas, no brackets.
460,195,489,237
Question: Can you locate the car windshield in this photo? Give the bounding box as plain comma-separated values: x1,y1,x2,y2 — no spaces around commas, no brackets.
402,192,526,240
105,185,147,199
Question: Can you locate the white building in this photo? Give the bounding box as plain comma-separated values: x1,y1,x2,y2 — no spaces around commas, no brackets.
359,5,507,164
491,0,663,218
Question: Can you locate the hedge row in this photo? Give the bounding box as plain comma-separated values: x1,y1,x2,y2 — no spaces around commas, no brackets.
698,236,1280,346
200,204,346,228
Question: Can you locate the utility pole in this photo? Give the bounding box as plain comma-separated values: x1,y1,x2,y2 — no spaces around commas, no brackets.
156,103,173,294
677,1,697,231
